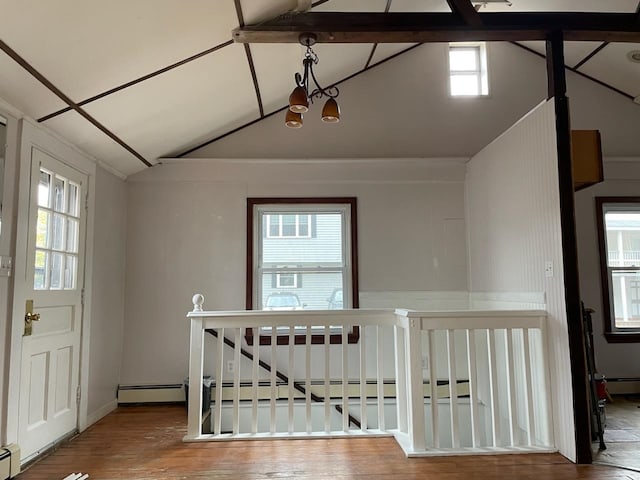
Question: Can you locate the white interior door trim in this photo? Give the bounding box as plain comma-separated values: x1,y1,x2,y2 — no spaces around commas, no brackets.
6,119,96,447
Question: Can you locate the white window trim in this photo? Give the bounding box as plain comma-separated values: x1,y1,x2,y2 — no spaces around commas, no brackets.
448,42,489,97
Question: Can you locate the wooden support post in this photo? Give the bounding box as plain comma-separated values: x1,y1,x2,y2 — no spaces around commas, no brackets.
546,30,592,464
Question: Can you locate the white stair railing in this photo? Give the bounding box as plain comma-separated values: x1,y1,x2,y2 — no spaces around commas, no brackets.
185,295,554,457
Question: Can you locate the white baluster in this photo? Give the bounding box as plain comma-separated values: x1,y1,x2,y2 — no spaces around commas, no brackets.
305,325,312,434
359,324,367,432
487,328,500,447
270,326,277,434
342,325,349,432
376,325,385,431
214,328,224,435
324,325,331,433
447,329,459,448
288,326,295,434
251,331,259,434
522,328,535,446
233,328,242,435
466,329,480,448
394,324,408,434
505,328,517,446
427,330,439,448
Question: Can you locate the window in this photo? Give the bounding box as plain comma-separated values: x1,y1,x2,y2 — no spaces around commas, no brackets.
266,214,311,238
246,198,359,345
596,197,640,342
448,43,489,97
34,168,81,291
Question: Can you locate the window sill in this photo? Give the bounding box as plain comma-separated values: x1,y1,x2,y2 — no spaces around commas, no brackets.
604,331,640,343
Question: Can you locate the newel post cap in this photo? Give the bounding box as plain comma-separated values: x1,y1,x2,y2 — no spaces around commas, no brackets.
192,294,205,312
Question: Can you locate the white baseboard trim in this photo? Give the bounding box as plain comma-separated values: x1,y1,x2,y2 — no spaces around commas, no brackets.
118,384,185,404
605,379,640,395
85,399,118,428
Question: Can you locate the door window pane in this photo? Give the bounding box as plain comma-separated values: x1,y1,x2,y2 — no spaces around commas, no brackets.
52,214,65,251
66,219,79,253
34,250,48,290
54,177,65,212
36,210,50,249
67,183,79,216
38,171,51,208
50,252,64,289
64,255,77,289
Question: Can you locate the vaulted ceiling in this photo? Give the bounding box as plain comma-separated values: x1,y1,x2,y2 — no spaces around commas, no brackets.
0,0,639,177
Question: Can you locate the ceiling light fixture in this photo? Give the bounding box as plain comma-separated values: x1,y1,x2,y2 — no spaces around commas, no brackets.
286,33,340,128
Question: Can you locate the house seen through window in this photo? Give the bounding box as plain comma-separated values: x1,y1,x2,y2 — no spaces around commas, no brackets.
596,198,640,341
246,198,359,344
448,42,489,97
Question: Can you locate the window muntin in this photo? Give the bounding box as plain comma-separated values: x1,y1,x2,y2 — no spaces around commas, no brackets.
448,43,489,97
247,198,359,344
597,198,640,342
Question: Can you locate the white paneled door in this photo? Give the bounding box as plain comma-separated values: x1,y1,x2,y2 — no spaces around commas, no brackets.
16,146,87,461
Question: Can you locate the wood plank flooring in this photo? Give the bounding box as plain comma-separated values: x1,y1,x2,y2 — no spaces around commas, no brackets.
17,405,640,479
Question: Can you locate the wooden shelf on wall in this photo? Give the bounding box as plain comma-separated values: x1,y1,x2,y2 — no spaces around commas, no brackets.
572,130,603,191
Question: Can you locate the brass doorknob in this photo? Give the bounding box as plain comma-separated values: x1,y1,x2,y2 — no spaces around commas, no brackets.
25,312,40,323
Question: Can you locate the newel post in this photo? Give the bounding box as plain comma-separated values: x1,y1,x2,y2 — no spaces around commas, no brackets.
185,294,205,440
405,315,426,452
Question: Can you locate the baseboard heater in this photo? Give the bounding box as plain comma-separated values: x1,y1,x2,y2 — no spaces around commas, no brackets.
0,445,20,479
117,380,470,405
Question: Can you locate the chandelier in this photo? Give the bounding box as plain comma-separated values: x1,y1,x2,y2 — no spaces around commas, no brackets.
285,33,340,128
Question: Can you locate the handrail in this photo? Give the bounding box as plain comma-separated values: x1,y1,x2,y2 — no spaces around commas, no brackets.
185,294,553,457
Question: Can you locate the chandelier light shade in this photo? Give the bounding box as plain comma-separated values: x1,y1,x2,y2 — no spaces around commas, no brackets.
289,86,309,113
285,109,303,128
321,98,340,123
284,32,341,129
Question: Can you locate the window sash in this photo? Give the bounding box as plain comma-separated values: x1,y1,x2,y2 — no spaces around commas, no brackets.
596,197,640,339
265,214,312,238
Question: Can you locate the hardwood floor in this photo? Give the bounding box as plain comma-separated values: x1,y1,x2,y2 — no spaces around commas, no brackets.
593,394,640,472
17,405,640,479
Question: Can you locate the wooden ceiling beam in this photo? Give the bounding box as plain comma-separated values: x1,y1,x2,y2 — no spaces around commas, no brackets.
446,0,482,27
232,12,640,44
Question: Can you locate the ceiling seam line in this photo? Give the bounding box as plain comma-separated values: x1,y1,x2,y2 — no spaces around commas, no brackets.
511,41,634,101
363,0,393,69
0,38,151,167
364,45,378,70
234,0,264,117
175,42,423,157
38,39,235,123
572,42,609,70
245,44,265,117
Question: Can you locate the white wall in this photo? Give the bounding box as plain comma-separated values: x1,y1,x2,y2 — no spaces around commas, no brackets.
86,166,127,422
575,159,640,379
465,100,575,460
121,158,467,385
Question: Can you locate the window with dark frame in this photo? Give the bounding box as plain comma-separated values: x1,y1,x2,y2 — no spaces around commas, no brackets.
596,197,640,343
246,198,359,345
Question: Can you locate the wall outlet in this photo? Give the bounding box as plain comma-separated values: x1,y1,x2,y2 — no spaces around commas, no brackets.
544,260,553,278
226,360,235,373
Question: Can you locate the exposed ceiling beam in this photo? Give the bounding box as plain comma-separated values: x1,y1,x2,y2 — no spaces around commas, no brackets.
232,12,640,44
446,0,482,27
